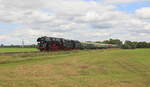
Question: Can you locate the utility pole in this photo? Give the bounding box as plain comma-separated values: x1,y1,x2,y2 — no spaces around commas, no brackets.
22,39,24,48
109,32,112,40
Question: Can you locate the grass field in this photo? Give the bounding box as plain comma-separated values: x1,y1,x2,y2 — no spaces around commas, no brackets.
0,48,38,53
0,49,149,87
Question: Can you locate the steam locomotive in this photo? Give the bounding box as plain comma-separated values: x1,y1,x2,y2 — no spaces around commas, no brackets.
37,36,81,51
37,36,116,52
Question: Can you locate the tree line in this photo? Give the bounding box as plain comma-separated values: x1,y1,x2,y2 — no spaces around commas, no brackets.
96,39,150,49
0,44,36,48
121,41,150,49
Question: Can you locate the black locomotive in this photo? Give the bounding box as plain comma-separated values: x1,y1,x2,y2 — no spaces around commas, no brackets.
37,36,81,51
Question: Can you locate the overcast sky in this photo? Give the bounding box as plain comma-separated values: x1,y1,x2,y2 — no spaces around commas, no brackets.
0,0,150,45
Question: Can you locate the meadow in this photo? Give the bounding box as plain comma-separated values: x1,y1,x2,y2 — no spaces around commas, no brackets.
0,48,38,53
0,49,149,87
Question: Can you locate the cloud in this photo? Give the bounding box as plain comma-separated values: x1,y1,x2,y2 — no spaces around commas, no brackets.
135,7,150,19
1,0,43,10
102,0,148,4
0,0,149,45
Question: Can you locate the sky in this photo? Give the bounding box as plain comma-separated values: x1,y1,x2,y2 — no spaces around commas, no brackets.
0,0,150,45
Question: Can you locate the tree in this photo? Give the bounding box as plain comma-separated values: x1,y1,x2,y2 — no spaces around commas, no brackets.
121,41,150,49
103,39,123,47
136,42,150,48
121,41,136,49
0,44,4,47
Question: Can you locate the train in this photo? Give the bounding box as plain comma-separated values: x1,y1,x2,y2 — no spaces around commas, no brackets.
37,36,116,52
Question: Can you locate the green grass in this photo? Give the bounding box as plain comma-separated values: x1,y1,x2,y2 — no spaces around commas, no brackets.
0,49,150,87
0,48,38,53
